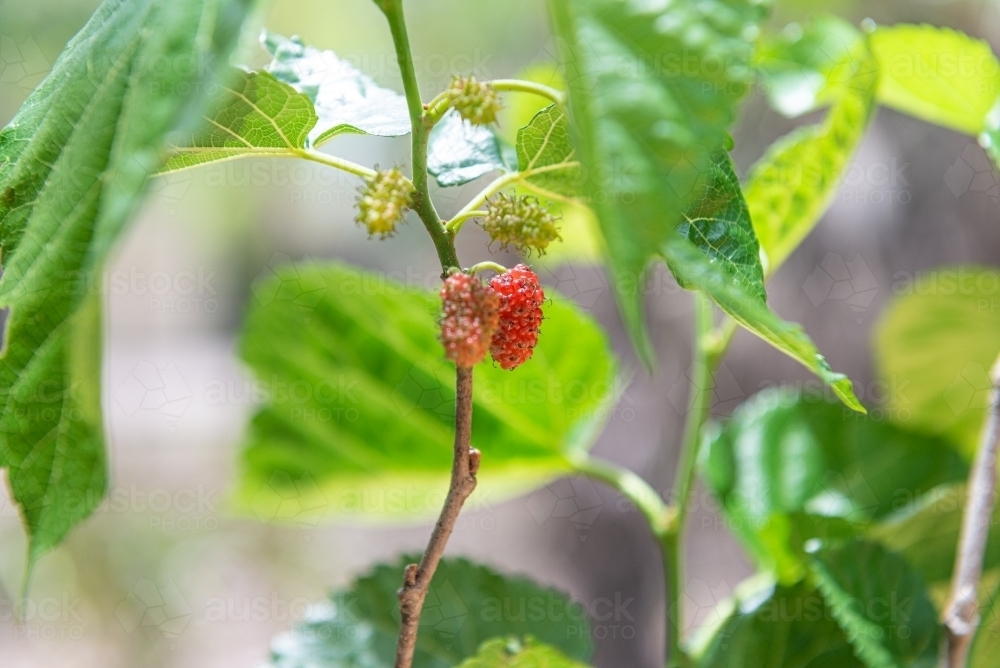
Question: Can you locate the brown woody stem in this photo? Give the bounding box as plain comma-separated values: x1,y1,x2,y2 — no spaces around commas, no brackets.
944,358,1000,667
394,368,478,668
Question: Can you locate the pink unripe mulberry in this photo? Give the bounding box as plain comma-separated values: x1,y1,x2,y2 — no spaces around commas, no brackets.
440,272,500,368
489,264,544,370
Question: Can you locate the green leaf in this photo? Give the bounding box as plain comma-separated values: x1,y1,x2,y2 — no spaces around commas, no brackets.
970,582,1000,668
676,151,766,304
262,31,410,146
662,236,863,411
515,105,581,198
457,637,592,668
746,34,878,276
427,110,512,187
755,16,862,117
808,540,939,668
869,24,1000,136
701,388,966,582
868,483,1000,586
162,70,316,173
873,266,1000,459
0,0,254,565
548,0,769,363
268,556,592,668
694,579,863,668
235,262,616,521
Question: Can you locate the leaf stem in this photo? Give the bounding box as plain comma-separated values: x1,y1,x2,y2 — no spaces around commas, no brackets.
292,149,379,180
662,291,717,668
378,0,458,274
572,453,675,537
393,368,479,668
467,261,507,276
445,210,488,234
489,79,566,106
451,162,581,226
944,357,1000,667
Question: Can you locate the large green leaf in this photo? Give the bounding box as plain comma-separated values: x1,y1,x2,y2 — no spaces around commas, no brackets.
235,262,616,522
676,151,766,304
868,483,1000,586
268,557,592,668
746,33,877,276
694,579,863,668
427,110,512,188
755,16,862,117
869,24,1000,136
457,637,591,668
514,104,581,198
808,541,939,668
701,388,966,582
162,70,316,172
873,266,1000,459
548,0,769,362
0,0,255,564
662,236,863,410
262,31,410,146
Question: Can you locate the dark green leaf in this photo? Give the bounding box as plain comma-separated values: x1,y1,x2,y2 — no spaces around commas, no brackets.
701,388,966,582
268,557,592,668
676,151,766,304
0,0,254,565
746,33,877,276
873,266,1000,459
262,31,411,146
235,262,616,521
457,637,591,668
427,110,511,187
755,16,861,117
694,579,863,668
514,105,581,198
869,24,1000,136
808,541,939,668
548,0,769,363
868,483,1000,586
162,70,316,172
662,236,863,411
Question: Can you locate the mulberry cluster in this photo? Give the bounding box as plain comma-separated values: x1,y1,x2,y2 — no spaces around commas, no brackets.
480,193,561,256
489,265,545,370
439,272,500,368
355,168,414,238
447,75,502,126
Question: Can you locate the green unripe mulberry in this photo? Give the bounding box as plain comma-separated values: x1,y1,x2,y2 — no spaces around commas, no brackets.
480,193,561,255
447,75,502,126
355,168,414,238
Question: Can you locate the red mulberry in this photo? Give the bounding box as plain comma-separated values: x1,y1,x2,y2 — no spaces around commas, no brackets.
490,265,544,370
440,272,500,368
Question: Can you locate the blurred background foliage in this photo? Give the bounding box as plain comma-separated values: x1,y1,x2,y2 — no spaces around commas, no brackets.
2,0,1000,666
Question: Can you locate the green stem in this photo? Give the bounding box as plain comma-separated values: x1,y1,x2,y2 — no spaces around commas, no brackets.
467,261,507,276
489,79,566,105
378,0,458,274
662,291,717,668
445,210,488,234
292,148,378,180
572,454,675,537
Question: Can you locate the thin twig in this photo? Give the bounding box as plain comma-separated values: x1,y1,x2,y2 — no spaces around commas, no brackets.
394,368,479,668
944,358,1000,667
